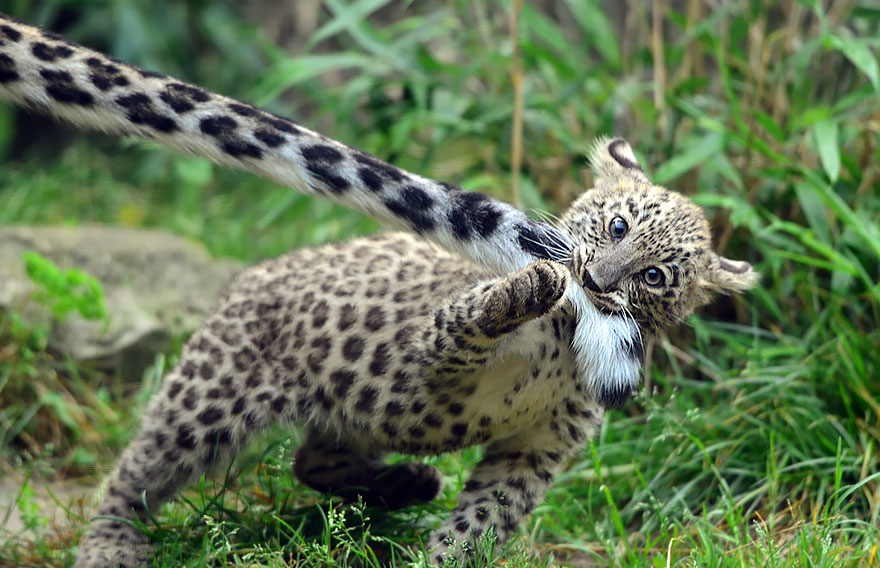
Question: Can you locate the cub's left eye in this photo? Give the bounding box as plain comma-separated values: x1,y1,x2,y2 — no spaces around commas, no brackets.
643,267,664,286
608,216,629,239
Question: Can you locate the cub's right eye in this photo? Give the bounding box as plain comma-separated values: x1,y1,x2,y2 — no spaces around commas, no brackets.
643,266,664,287
608,216,629,239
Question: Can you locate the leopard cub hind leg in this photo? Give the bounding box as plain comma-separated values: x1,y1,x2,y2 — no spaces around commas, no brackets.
73,310,300,568
293,428,444,509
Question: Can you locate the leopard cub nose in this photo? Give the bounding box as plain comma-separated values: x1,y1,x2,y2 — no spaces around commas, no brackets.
580,268,603,293
569,247,603,293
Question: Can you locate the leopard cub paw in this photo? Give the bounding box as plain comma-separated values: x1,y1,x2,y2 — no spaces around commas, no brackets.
362,462,444,509
525,259,570,310
505,260,570,320
74,522,154,568
477,261,570,337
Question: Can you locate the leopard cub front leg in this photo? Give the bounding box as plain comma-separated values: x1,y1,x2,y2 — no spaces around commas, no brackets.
429,434,578,566
421,260,570,387
474,260,570,338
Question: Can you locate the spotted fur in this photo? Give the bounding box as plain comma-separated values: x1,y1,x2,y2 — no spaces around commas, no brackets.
0,13,758,567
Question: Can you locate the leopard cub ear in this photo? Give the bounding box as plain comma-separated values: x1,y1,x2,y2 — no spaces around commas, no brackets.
704,253,760,294
589,137,651,185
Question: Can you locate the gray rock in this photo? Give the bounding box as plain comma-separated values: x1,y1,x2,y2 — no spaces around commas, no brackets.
0,226,244,378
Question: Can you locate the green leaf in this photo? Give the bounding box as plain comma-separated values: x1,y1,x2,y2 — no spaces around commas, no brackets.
254,53,386,104
564,0,621,67
792,105,830,130
653,132,724,185
794,182,831,243
753,110,785,142
801,168,880,260
521,5,565,54
827,35,879,91
174,156,214,188
811,119,840,182
0,106,13,160
309,0,392,46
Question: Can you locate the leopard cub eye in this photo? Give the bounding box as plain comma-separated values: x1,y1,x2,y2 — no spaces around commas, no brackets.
643,267,664,286
608,216,629,239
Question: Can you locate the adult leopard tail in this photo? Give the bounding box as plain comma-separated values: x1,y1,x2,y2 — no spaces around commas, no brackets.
0,13,571,275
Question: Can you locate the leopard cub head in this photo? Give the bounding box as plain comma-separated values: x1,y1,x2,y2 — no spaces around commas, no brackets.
560,137,758,334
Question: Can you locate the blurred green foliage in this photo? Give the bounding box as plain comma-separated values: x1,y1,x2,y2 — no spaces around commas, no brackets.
22,252,108,323
0,0,878,566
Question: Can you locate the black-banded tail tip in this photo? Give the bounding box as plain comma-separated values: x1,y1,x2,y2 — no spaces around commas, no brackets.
625,334,645,364
596,381,636,409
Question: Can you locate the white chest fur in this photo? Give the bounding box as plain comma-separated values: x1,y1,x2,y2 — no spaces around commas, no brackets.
568,285,642,408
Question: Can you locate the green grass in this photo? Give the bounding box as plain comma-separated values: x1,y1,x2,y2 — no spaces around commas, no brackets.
1,1,879,567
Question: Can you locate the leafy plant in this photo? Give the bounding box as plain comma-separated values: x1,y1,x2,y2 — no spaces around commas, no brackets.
22,252,108,324
0,254,121,477
0,1,878,567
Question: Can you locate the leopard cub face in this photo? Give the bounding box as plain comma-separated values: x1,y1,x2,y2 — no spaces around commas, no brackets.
561,138,757,333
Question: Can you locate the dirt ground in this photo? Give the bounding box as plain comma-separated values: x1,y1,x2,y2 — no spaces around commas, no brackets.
0,475,97,540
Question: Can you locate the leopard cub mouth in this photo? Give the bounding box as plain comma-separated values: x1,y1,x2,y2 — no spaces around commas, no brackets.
567,265,627,317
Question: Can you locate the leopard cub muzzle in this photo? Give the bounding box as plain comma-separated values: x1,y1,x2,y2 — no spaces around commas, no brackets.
568,246,628,315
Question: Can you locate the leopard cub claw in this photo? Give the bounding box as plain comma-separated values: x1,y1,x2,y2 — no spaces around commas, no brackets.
508,260,571,320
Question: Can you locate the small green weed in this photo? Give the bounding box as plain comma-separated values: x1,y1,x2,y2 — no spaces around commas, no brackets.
15,479,51,535
0,254,126,474
22,252,108,324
